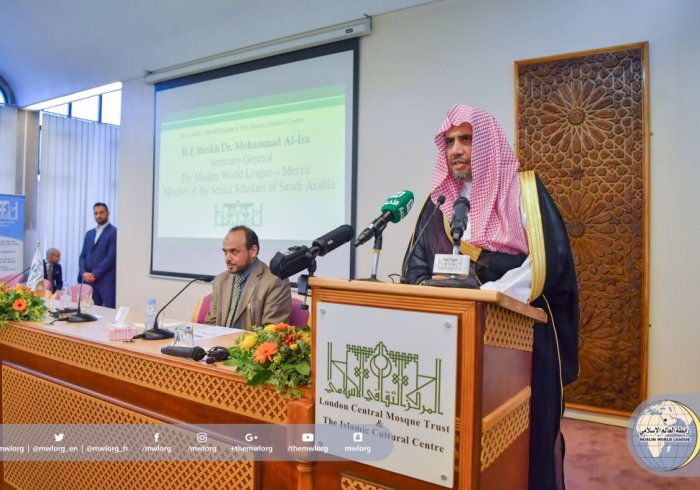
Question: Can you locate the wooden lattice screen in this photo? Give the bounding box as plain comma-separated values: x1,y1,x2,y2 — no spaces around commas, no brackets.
515,43,649,414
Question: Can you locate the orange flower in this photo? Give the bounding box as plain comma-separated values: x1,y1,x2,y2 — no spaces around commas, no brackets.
275,323,291,331
253,341,278,364
12,298,27,312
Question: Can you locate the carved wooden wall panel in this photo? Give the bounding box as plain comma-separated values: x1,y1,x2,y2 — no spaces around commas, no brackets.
515,43,649,413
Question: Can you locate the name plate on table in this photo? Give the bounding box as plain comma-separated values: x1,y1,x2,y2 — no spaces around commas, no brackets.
315,302,458,488
432,253,470,276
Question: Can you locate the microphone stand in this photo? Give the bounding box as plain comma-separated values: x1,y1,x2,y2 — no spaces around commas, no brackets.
144,277,209,341
358,233,384,282
296,260,316,310
67,279,98,323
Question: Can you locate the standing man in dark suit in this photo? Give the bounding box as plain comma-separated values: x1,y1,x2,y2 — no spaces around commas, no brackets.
43,247,63,293
78,202,117,308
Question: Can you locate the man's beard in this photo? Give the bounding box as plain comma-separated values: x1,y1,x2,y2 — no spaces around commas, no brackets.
451,167,472,182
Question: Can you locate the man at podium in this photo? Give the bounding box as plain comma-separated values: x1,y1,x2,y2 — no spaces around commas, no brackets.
404,104,579,490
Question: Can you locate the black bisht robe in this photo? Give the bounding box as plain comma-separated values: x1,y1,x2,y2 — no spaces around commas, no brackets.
403,175,579,490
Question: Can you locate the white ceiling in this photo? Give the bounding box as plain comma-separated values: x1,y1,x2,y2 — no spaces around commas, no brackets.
0,0,435,107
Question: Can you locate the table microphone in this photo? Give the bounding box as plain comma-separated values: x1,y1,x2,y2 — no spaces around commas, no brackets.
144,276,213,340
161,345,207,361
67,278,98,323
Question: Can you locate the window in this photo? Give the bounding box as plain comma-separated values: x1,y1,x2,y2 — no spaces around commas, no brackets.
44,103,69,116
101,90,122,126
31,83,122,126
71,95,99,121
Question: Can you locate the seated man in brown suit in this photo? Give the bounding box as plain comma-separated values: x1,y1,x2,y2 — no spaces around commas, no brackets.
205,225,291,330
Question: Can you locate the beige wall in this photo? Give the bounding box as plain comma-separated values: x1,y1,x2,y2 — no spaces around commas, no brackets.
117,0,700,413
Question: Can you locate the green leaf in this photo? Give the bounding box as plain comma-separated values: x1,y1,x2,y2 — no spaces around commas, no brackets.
280,363,295,372
247,370,272,386
294,361,310,376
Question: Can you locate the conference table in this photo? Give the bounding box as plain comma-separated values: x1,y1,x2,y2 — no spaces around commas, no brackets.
0,303,313,490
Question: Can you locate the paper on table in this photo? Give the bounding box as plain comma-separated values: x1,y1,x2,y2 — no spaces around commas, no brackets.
192,325,245,340
133,320,181,328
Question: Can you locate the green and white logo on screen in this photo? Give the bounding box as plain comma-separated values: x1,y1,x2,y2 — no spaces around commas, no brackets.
628,399,700,473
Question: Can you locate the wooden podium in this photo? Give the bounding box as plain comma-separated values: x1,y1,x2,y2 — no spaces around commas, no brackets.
306,277,546,490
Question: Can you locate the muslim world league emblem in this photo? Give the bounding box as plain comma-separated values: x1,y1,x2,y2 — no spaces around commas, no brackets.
628,399,700,472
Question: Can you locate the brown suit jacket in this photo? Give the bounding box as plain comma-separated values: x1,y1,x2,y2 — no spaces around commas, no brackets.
205,259,291,330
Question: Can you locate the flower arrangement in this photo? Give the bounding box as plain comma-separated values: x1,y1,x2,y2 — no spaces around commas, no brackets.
0,283,48,327
225,323,311,398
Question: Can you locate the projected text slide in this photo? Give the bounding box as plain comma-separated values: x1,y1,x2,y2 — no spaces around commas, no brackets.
157,87,346,241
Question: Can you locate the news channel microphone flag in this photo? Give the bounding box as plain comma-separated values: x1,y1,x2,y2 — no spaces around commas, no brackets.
26,242,44,291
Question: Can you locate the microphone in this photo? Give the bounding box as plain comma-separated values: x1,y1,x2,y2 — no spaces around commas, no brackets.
450,197,471,247
270,225,355,279
354,191,415,247
144,276,214,340
161,345,207,361
270,246,312,279
422,195,477,289
4,267,30,285
67,278,98,323
311,224,354,257
401,195,445,282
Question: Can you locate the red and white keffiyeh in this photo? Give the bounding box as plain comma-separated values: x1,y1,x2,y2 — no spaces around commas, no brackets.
431,104,529,255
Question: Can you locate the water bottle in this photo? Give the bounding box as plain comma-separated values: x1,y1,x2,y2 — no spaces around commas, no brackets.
144,298,157,330
60,284,71,309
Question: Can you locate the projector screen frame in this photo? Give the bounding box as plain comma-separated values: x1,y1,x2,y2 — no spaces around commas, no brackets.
149,39,359,283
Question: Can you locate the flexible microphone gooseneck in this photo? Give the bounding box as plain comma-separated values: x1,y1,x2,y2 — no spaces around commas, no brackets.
67,278,98,323
4,266,31,285
400,195,445,283
144,276,213,341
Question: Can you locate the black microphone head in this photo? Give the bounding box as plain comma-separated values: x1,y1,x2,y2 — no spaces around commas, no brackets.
199,276,214,283
437,195,446,205
452,197,470,223
312,224,355,256
190,346,207,361
161,345,207,361
454,196,469,210
451,197,470,244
